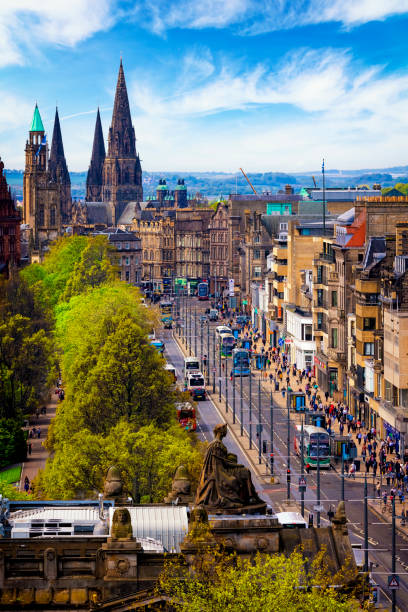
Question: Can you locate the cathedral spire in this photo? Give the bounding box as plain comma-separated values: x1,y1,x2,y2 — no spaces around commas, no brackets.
86,107,106,201
48,107,72,222
108,60,136,158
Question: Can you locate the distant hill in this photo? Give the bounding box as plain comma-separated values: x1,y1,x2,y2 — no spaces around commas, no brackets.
6,165,408,201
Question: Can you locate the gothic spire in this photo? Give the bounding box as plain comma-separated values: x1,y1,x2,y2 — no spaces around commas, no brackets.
107,60,136,158
49,108,70,184
86,108,106,201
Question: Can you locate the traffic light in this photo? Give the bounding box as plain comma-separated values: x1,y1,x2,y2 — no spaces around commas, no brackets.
286,468,291,483
262,440,267,453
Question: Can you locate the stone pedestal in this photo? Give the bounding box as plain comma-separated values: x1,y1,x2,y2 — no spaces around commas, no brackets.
102,538,143,581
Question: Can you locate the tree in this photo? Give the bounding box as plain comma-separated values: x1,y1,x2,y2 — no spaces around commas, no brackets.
158,537,363,612
62,235,118,300
37,421,203,501
0,419,27,468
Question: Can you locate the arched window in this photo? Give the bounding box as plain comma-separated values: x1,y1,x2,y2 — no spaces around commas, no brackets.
144,250,148,260
150,250,154,261
50,207,56,226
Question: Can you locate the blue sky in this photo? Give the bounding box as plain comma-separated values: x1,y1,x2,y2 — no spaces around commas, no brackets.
2,0,408,172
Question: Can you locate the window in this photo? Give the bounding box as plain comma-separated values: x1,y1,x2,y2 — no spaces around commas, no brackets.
363,317,376,330
364,342,375,356
125,270,130,281
303,324,313,341
125,257,130,266
254,266,262,278
39,206,44,226
331,328,338,348
117,242,122,250
279,222,288,231
50,207,56,226
331,291,338,307
125,242,130,250
254,235,260,243
254,249,261,260
317,312,323,329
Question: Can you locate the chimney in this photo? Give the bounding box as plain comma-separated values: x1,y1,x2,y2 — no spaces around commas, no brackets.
285,184,294,195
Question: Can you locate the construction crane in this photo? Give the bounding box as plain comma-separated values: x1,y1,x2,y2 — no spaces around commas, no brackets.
312,175,317,188
239,168,257,195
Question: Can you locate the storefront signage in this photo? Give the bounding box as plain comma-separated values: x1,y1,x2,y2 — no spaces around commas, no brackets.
314,355,327,372
228,278,235,297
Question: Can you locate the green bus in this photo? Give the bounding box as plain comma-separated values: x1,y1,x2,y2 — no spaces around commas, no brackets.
294,425,331,469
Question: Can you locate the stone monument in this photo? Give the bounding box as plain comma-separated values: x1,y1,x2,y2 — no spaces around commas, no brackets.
195,423,266,514
103,466,127,504
164,465,194,504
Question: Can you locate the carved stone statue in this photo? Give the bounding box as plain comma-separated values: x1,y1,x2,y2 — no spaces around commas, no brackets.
164,465,194,504
111,508,133,540
104,466,124,501
195,423,266,514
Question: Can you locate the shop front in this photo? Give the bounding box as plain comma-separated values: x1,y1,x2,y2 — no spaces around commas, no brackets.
314,354,328,391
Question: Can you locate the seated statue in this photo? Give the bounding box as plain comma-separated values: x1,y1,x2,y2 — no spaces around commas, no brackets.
195,423,266,513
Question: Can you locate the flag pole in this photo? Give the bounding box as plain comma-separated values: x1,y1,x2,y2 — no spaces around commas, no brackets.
322,158,326,233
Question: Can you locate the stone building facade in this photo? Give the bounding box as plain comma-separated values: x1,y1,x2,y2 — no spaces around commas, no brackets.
0,159,20,276
175,208,212,282
23,105,71,253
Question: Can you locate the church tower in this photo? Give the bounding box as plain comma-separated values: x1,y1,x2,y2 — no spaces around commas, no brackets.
86,107,106,202
49,107,72,222
102,60,143,223
23,104,64,252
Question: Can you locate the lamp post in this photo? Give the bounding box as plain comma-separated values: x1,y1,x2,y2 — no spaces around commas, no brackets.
286,391,291,500
212,330,216,394
218,336,222,403
270,391,274,476
232,367,236,424
258,375,262,465
240,370,243,436
225,353,229,413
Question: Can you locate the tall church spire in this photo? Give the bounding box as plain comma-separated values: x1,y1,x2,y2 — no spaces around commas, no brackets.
86,107,106,201
48,107,71,222
49,108,70,184
108,59,136,158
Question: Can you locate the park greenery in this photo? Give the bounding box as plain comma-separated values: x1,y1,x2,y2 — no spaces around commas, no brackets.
12,234,203,500
383,182,408,196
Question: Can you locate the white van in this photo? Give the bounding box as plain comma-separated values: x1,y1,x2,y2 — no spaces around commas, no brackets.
275,512,307,528
164,363,177,383
215,325,231,339
183,357,200,379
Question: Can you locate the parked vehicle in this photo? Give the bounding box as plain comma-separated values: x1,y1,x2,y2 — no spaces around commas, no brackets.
150,340,165,355
164,363,177,383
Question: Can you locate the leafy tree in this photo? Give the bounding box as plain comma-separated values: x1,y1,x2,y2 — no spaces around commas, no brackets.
0,314,55,419
62,235,118,300
158,535,363,612
37,421,203,501
0,419,27,468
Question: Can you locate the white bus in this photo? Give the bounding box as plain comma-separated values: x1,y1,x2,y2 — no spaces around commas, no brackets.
183,357,200,379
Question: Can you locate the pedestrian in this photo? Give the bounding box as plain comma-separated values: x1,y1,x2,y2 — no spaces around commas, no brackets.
37,427,41,439
24,476,30,493
348,462,356,479
376,481,381,498
28,443,32,456
327,506,335,522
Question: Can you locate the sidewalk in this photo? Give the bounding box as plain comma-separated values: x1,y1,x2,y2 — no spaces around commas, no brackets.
20,393,58,493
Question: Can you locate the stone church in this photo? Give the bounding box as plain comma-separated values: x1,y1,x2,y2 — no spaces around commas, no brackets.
23,105,71,253
84,60,143,225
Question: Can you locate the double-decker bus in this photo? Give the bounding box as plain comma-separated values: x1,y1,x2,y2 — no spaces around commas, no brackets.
220,334,236,358
176,402,197,431
197,281,209,300
232,348,250,376
159,300,173,328
294,425,331,469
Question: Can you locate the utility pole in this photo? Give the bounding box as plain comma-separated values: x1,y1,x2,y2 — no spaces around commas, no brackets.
364,475,368,573
258,375,262,465
392,494,396,612
200,318,203,371
188,300,191,356
341,444,345,502
225,354,229,413
270,391,274,476
212,330,216,394
317,435,321,527
300,417,305,517
194,307,197,356
218,336,222,402
207,322,210,385
287,392,291,500
232,368,236,424
240,371,243,436
249,369,253,450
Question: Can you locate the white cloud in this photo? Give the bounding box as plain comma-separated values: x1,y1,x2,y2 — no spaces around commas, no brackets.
124,47,408,172
0,0,116,67
135,0,408,35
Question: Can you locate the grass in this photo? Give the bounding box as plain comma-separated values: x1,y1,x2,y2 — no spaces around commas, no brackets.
0,465,22,485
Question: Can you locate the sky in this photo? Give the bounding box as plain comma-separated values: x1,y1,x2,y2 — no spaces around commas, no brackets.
1,0,408,172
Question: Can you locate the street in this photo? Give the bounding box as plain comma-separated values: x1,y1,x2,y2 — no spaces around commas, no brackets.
164,295,408,610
